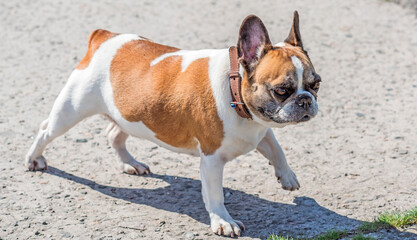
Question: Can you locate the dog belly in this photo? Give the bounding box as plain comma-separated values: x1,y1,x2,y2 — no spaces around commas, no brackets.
111,117,201,157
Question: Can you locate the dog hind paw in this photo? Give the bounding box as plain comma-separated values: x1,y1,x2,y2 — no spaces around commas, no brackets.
122,162,150,175
25,155,48,171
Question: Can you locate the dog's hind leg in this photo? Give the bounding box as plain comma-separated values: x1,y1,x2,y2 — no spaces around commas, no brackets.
25,70,102,170
105,121,150,175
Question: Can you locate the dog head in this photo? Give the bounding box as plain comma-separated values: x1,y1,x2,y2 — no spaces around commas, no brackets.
238,11,321,128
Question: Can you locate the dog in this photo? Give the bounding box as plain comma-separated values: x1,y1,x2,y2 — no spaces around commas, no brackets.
26,11,320,237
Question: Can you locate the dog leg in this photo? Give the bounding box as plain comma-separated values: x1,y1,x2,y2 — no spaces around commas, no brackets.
25,70,101,170
106,122,150,175
25,103,90,171
200,155,244,237
257,128,300,191
25,118,51,170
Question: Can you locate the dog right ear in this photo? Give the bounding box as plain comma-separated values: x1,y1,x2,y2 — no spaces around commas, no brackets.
237,15,272,73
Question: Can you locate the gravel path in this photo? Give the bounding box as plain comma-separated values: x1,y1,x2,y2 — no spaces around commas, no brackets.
1,0,416,239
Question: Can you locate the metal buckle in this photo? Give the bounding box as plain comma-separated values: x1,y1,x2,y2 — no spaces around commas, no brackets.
230,101,244,108
229,72,240,79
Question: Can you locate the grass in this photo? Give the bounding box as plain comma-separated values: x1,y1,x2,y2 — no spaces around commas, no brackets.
351,234,374,240
267,231,375,240
266,206,417,240
357,221,390,232
358,206,417,232
376,206,417,228
267,234,296,240
267,229,348,240
315,230,347,240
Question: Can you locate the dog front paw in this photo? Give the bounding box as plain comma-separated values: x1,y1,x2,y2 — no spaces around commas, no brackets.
210,213,245,237
276,168,300,191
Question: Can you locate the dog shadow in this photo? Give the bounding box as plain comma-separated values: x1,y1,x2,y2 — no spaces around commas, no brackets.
45,166,415,239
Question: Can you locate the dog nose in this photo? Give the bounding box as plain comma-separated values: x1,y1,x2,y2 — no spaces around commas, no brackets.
296,94,312,110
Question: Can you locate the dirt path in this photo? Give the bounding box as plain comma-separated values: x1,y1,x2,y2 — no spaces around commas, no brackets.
1,0,416,239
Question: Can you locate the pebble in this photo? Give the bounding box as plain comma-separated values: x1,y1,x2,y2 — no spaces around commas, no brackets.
225,177,236,182
75,139,88,143
399,150,408,155
61,231,72,238
355,112,365,118
241,163,251,168
184,231,195,240
128,232,141,239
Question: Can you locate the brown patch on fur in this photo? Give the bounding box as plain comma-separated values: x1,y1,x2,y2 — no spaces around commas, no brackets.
250,46,312,87
76,29,117,70
110,40,224,155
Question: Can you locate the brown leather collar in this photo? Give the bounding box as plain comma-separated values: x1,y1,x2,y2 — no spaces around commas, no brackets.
229,46,252,119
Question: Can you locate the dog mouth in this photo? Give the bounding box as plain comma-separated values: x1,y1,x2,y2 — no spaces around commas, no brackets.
255,103,316,125
269,112,315,124
299,114,311,122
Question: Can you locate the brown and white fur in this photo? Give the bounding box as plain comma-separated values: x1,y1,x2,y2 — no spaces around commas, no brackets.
26,11,321,237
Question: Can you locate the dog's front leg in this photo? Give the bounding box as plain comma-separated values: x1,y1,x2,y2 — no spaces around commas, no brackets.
200,155,245,237
257,128,300,191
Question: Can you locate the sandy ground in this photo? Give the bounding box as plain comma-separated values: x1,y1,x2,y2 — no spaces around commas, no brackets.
1,0,416,239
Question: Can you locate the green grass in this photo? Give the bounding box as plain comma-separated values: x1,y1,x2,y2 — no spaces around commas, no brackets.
267,230,348,240
266,206,417,240
358,221,390,232
315,230,347,240
376,206,417,228
351,234,375,240
267,231,373,240
266,234,296,240
358,206,417,232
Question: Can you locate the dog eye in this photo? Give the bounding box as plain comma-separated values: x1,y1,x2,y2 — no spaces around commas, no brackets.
311,82,320,91
274,88,288,95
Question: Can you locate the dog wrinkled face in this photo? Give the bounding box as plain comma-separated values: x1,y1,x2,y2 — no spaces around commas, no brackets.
237,12,321,128
243,45,320,127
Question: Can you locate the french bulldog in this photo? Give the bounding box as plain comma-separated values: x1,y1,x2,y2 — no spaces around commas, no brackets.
26,11,320,237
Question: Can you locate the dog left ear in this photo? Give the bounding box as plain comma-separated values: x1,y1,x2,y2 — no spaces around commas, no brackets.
285,11,304,49
237,15,272,73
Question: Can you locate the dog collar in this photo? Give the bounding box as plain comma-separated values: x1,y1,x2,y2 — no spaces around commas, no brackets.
229,46,252,119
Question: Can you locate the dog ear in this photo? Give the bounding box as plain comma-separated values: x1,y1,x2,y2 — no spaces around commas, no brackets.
284,11,303,49
237,15,272,73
